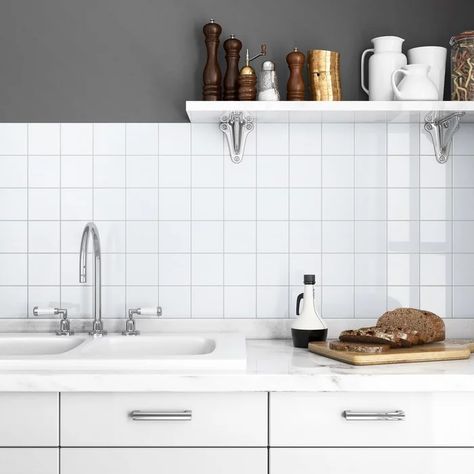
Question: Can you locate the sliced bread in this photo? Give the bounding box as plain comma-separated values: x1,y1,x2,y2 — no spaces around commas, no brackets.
377,307,445,344
339,326,420,348
329,341,391,353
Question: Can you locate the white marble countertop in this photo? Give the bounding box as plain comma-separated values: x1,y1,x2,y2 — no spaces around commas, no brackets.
2,339,474,392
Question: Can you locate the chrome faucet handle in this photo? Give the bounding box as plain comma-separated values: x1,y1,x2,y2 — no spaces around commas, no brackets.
122,307,162,336
33,306,74,336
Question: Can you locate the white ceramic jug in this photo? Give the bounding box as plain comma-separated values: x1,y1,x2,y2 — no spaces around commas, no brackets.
391,64,439,100
361,36,407,100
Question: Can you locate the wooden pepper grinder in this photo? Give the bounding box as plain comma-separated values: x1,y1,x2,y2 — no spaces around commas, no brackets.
238,44,266,101
223,35,242,100
202,19,222,100
286,48,305,100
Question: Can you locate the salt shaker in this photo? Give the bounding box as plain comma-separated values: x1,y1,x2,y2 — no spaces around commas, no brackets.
257,60,280,101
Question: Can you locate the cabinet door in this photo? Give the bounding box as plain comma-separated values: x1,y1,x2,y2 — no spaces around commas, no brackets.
61,448,267,474
0,448,58,474
271,448,474,474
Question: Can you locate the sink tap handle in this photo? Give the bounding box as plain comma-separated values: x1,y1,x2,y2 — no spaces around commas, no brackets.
136,307,162,317
32,307,74,336
123,307,162,336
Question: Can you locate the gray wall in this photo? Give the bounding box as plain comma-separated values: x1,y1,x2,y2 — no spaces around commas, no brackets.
0,0,472,122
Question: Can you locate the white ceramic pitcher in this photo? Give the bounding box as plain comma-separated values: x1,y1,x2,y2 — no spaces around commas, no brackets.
361,36,407,100
391,64,439,101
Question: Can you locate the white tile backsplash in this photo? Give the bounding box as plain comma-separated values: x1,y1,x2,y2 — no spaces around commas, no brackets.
0,122,472,319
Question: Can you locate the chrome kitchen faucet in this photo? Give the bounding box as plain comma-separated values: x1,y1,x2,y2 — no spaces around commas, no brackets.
79,222,106,336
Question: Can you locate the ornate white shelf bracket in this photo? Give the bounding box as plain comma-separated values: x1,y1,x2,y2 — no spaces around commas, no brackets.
219,112,255,164
424,111,464,164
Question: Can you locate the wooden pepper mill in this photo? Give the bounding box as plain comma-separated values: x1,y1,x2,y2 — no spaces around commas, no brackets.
286,48,305,100
223,35,242,100
202,19,222,100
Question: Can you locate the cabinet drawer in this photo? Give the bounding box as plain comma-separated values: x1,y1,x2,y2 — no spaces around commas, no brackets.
0,393,58,446
61,392,267,446
61,448,267,474
270,448,474,474
270,392,474,446
0,448,58,474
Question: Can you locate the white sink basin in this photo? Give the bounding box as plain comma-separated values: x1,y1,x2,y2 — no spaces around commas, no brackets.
0,333,246,371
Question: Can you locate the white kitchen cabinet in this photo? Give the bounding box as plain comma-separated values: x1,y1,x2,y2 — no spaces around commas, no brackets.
61,392,267,447
270,392,474,446
0,393,58,446
0,448,58,474
270,448,474,474
61,448,267,474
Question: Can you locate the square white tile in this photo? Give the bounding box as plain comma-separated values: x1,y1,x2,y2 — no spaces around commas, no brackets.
420,254,452,286
94,189,126,220
61,155,93,188
454,123,474,155
192,155,223,188
160,189,191,220
420,221,452,253
289,123,321,155
355,286,387,318
322,221,354,253
94,156,125,187
257,286,288,318
61,254,91,286
102,286,126,318
61,189,92,220
126,156,158,187
387,221,419,253
28,123,60,155
61,286,92,317
191,254,223,285
126,123,158,155
322,155,354,187
257,253,288,285
387,123,419,155
257,123,288,155
420,154,452,188
290,188,321,220
387,155,419,187
95,221,126,253
61,123,93,155
355,123,386,155
355,189,386,220
0,124,27,155
322,189,354,220
191,124,223,155
224,221,256,253
0,189,27,220
158,221,191,253
454,221,474,252
322,286,354,318
257,155,288,187
127,221,158,253
420,189,452,220
159,123,191,155
387,253,419,285
29,221,60,253
102,253,126,285
387,286,419,310
420,286,452,318
0,254,27,285
158,253,190,286
224,254,256,285
388,188,419,220
355,253,386,285
322,123,354,155
322,254,354,285
453,286,474,318
126,286,159,309
0,222,27,252
0,156,27,187
28,286,60,316
191,188,222,220
453,254,474,285
159,155,191,188
60,221,88,253
29,188,60,220
126,254,159,286
454,189,474,220
289,155,321,188
93,123,126,155
224,286,256,318
224,154,256,188
290,221,321,253
355,155,386,187
289,253,322,286
29,254,60,286
159,286,191,318
192,221,223,252
192,286,223,318
29,155,60,188
257,188,288,220
224,189,255,220
257,221,288,252
355,221,386,253
453,155,474,187
126,188,158,220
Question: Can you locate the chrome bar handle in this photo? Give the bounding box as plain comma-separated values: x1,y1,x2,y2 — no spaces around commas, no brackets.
129,410,192,421
343,410,405,421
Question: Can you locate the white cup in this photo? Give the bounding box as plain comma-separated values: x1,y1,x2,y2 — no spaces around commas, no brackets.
407,46,447,100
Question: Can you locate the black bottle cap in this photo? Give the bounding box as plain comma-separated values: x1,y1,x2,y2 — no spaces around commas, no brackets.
304,274,315,285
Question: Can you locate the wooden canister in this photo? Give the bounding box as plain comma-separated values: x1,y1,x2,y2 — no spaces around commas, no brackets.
307,50,342,101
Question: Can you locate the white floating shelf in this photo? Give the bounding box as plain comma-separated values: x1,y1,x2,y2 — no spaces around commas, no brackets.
186,100,474,123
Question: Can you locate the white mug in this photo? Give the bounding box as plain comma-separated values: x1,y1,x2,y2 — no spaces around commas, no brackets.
407,46,447,100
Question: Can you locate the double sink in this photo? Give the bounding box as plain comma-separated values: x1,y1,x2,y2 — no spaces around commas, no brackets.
0,333,246,371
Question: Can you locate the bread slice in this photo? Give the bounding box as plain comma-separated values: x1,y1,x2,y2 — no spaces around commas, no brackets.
377,308,445,344
339,326,420,348
329,341,391,353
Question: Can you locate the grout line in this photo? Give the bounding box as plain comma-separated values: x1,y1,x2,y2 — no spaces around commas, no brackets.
26,124,29,317
59,124,62,309
157,123,160,311
124,123,128,318
189,124,193,317
287,122,290,319
385,121,389,312
352,123,356,318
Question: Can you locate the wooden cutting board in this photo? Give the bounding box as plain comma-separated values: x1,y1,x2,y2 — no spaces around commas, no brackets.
308,340,472,366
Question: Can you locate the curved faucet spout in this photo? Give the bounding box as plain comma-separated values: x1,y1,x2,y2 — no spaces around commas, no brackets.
79,222,106,336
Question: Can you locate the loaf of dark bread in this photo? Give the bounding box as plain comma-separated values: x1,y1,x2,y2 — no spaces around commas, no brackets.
377,308,445,344
329,341,391,353
339,326,420,348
